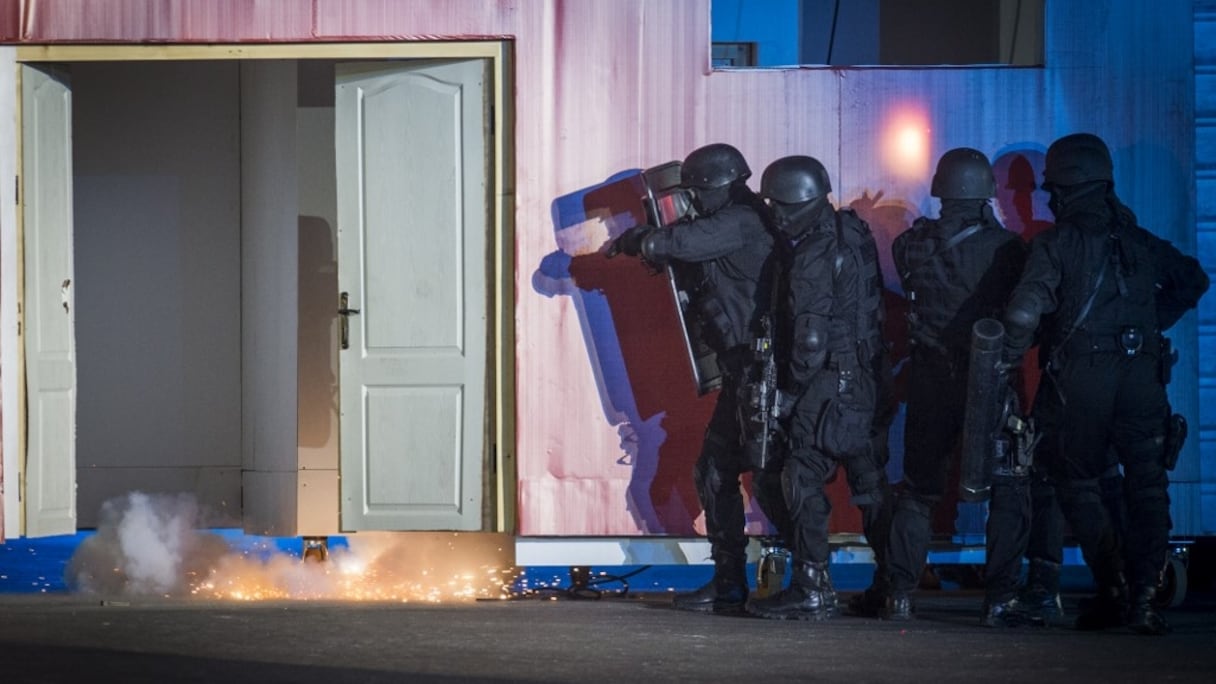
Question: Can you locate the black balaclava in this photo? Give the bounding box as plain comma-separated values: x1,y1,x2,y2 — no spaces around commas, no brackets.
772,196,831,241
939,198,997,229
691,184,732,217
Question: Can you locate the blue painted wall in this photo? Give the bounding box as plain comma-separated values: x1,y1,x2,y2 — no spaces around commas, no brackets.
1194,1,1216,536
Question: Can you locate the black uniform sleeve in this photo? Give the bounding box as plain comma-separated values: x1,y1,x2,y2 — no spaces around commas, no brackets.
991,234,1029,305
1144,230,1210,332
665,204,752,262
1002,231,1061,362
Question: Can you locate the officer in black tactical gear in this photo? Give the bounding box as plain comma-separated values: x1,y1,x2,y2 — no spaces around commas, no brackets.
882,148,1028,624
610,143,792,614
744,155,892,621
1001,133,1208,635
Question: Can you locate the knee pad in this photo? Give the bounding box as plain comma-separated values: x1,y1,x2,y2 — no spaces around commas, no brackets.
694,431,731,496
1120,437,1169,491
1055,477,1103,509
847,467,888,508
783,461,828,517
1122,459,1169,513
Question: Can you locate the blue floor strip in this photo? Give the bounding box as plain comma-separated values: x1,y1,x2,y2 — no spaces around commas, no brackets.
0,531,1097,595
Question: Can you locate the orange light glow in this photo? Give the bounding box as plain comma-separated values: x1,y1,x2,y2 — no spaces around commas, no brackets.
188,537,519,602
883,106,931,181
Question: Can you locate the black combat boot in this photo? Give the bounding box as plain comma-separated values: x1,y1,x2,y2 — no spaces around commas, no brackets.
847,547,892,618
1074,576,1128,631
1020,558,1064,626
878,589,914,620
980,595,1029,628
747,561,836,621
847,581,889,618
672,564,748,614
1127,584,1171,636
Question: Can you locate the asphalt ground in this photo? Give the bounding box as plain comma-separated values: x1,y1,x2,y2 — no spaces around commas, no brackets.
1,589,1215,684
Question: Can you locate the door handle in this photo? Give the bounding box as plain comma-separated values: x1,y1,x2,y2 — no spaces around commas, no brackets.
339,291,361,350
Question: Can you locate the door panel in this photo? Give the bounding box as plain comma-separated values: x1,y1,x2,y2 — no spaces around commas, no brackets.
336,60,488,531
21,64,77,536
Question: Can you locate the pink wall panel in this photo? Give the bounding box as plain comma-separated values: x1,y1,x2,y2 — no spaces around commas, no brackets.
0,0,17,41
311,0,520,40
0,1,1198,537
5,0,315,42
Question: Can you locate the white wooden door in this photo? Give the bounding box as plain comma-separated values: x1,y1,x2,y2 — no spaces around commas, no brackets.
21,64,77,536
335,60,489,531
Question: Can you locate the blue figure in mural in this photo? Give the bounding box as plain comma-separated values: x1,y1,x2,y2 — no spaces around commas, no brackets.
533,170,698,534
1000,133,1209,635
607,143,793,614
743,155,893,621
879,148,1028,625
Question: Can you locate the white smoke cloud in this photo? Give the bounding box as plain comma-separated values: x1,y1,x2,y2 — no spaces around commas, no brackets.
66,491,230,596
65,491,518,601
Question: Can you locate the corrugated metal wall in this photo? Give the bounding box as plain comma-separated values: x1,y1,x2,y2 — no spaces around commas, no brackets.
0,0,1207,537
1195,0,1216,535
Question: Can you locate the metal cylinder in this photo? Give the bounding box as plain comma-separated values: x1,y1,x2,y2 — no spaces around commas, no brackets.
959,318,1006,502
755,544,790,598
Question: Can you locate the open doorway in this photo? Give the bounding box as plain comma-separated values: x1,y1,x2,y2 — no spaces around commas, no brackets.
13,46,512,539
72,60,244,530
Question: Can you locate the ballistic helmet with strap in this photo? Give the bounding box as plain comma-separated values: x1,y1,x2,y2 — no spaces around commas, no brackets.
931,147,997,200
1043,133,1114,189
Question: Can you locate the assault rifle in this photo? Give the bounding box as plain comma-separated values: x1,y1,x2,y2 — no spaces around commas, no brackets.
743,313,782,470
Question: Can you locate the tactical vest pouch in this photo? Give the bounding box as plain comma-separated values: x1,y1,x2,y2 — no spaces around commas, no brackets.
696,295,736,350
814,375,875,458
1164,413,1187,471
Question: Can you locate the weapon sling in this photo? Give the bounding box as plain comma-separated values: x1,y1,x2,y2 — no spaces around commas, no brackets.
1044,231,1115,404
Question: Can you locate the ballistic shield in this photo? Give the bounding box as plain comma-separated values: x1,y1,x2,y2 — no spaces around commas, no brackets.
640,161,723,394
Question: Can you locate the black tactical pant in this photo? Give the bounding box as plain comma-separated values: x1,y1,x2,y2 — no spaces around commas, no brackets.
1025,461,1124,572
784,367,891,567
888,355,964,594
695,365,792,578
1025,467,1064,568
984,475,1031,601
888,354,1030,600
1034,350,1171,591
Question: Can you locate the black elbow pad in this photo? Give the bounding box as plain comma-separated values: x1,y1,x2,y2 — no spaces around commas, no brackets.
1003,299,1039,334
640,229,673,264
800,329,825,354
797,317,827,356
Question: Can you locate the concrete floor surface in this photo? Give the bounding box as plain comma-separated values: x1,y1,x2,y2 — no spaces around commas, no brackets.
1,591,1214,683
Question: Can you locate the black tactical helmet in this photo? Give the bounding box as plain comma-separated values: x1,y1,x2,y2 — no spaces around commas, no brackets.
759,155,832,204
681,143,752,190
1043,133,1114,188
930,147,996,199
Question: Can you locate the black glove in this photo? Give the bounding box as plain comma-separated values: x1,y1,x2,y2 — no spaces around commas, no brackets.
994,358,1019,374
775,391,797,420
605,225,652,259
995,344,1022,374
